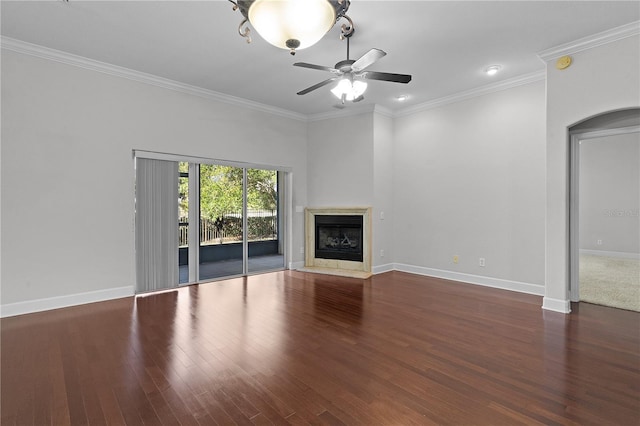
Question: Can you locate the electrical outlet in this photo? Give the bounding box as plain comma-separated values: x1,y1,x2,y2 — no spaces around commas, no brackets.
380,211,385,220
479,258,485,267
380,249,385,257
300,246,304,254
597,239,602,245
453,255,459,264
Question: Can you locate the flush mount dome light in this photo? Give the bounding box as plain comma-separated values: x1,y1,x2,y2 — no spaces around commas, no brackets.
229,0,352,55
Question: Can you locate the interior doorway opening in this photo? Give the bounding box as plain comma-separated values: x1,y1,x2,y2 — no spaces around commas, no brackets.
569,109,640,311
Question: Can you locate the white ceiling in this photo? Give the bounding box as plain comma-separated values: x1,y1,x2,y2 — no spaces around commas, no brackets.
2,1,639,116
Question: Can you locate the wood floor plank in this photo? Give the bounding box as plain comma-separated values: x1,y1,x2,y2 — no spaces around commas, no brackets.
283,413,309,426
95,387,127,426
2,271,639,425
158,386,202,426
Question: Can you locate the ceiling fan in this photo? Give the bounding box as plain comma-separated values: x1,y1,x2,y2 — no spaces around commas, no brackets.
294,36,412,104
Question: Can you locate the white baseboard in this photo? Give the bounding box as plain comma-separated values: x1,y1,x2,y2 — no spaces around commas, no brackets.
1,286,134,318
579,249,640,260
542,297,572,313
4,263,551,317
372,263,394,274
392,263,545,296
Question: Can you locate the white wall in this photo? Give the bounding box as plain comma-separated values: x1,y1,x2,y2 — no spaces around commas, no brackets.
1,50,308,311
373,111,394,271
305,112,374,267
579,132,640,254
306,110,396,269
393,81,546,292
545,35,640,311
5,31,638,317
306,112,374,208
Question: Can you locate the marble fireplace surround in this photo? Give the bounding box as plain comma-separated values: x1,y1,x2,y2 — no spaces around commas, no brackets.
301,207,372,279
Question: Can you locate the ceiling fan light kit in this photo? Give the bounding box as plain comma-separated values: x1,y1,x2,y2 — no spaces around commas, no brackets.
331,78,367,102
229,0,352,55
294,37,412,103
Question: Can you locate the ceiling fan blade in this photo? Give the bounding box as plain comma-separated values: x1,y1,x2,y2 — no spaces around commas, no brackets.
361,71,412,84
351,48,386,72
297,78,338,95
353,95,365,103
293,62,338,73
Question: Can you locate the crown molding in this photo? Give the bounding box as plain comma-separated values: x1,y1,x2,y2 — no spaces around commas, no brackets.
1,36,308,122
306,103,370,122
2,36,406,123
3,36,553,123
394,70,546,118
373,104,394,118
306,103,394,122
538,20,640,62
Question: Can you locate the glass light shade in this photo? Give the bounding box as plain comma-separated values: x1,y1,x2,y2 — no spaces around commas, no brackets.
331,79,367,101
248,0,337,51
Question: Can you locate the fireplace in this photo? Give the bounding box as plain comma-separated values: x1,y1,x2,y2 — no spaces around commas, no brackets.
303,207,371,278
315,215,363,262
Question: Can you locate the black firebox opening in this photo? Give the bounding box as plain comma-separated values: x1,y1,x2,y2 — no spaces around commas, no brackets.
315,215,363,262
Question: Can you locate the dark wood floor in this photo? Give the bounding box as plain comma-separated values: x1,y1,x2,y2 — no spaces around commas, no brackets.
2,271,639,425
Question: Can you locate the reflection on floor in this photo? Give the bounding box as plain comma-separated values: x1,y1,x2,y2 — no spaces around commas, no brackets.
179,254,285,283
580,254,640,312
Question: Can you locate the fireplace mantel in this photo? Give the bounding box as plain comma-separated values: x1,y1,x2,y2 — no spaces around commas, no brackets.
302,207,372,279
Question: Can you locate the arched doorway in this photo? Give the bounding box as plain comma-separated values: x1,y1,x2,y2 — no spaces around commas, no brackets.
569,108,640,311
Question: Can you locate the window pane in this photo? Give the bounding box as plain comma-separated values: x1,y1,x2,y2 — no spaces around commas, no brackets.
248,169,284,273
199,164,243,280
178,162,189,284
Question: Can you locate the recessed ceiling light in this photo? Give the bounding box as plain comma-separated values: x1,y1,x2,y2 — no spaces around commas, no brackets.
396,95,409,102
485,65,502,76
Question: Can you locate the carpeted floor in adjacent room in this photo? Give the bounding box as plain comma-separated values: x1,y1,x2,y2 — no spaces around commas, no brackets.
580,254,640,312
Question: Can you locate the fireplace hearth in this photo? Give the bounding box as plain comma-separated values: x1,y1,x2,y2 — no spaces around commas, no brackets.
303,207,371,278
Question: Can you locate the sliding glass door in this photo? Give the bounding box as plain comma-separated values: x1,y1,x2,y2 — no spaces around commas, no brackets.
136,152,287,291
247,169,284,273
196,166,284,279
199,164,244,280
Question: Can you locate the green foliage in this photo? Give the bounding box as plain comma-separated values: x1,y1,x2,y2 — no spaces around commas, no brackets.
200,164,242,220
248,215,277,240
178,162,189,218
247,168,278,211
179,163,278,221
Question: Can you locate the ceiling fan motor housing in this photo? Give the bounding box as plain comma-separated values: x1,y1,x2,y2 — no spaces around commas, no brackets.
335,59,356,72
